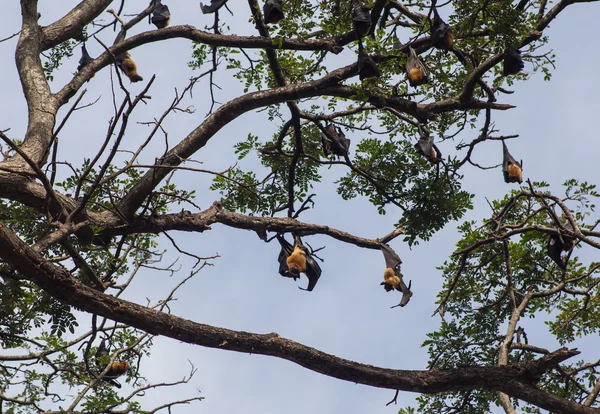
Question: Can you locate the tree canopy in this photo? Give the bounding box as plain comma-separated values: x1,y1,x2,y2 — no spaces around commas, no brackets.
0,0,599,413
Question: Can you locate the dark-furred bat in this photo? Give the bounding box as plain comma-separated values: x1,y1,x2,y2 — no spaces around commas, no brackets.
151,1,171,28
358,42,380,80
276,235,322,291
321,124,350,158
502,141,522,183
263,0,284,24
380,243,413,308
200,0,228,14
406,47,428,87
77,44,94,81
95,339,130,388
351,0,371,39
547,222,576,270
430,8,453,50
503,48,524,76
414,133,442,164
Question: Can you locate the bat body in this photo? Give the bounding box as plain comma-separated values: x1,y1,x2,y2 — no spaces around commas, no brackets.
406,47,428,87
502,141,522,183
77,44,94,81
263,0,284,24
358,42,380,80
151,2,171,28
352,3,371,39
380,244,413,307
414,133,442,164
321,124,350,158
547,222,576,270
116,52,143,83
200,0,228,14
503,48,524,76
95,339,130,388
430,8,453,50
276,235,321,291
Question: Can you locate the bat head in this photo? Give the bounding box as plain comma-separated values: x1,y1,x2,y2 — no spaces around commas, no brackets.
380,281,394,292
288,266,301,277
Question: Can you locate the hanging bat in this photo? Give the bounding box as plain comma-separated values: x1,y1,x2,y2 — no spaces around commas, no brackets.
77,44,94,81
113,31,144,83
502,141,522,183
151,1,171,28
358,42,380,80
95,339,130,388
503,48,524,76
380,243,413,308
276,234,322,291
414,133,442,164
351,0,371,39
263,0,284,24
200,0,228,14
430,8,453,50
406,47,429,87
547,222,576,270
321,124,351,158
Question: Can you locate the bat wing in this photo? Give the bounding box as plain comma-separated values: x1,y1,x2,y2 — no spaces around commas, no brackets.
391,278,413,308
298,254,322,291
547,236,566,270
95,339,108,359
78,44,93,72
151,3,170,26
380,243,402,273
200,0,228,14
321,124,336,157
414,134,433,157
276,235,295,277
358,50,380,80
332,127,350,156
502,141,521,181
263,0,284,24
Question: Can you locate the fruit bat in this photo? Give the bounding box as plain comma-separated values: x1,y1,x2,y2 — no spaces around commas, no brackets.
406,47,429,87
263,0,284,24
358,42,380,81
351,0,371,39
276,235,322,291
95,339,130,388
414,133,442,164
430,8,453,50
321,124,350,158
502,141,522,183
547,222,576,270
113,31,143,83
151,1,171,29
503,48,524,76
77,44,94,81
380,243,412,308
200,0,228,14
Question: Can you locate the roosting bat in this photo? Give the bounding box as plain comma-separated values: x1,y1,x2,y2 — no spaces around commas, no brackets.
502,141,522,183
414,133,442,165
358,42,380,80
351,0,371,39
77,44,94,80
151,1,171,28
430,8,453,50
547,222,576,270
380,243,413,308
406,47,428,87
321,124,350,158
503,48,524,76
263,0,284,24
276,235,322,291
95,339,130,388
113,31,144,83
200,0,228,14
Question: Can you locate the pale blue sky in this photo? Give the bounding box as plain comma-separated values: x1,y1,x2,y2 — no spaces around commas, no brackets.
0,1,599,413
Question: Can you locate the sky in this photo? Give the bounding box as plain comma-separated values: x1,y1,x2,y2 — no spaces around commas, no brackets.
0,1,599,413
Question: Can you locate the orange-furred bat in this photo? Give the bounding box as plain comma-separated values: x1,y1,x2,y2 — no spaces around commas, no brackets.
358,41,380,80
95,339,130,388
430,8,453,50
547,222,576,270
263,0,284,24
503,48,524,76
502,141,522,183
414,133,442,165
406,47,428,87
380,243,412,308
151,1,170,28
116,52,143,83
276,235,322,291
351,0,371,39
